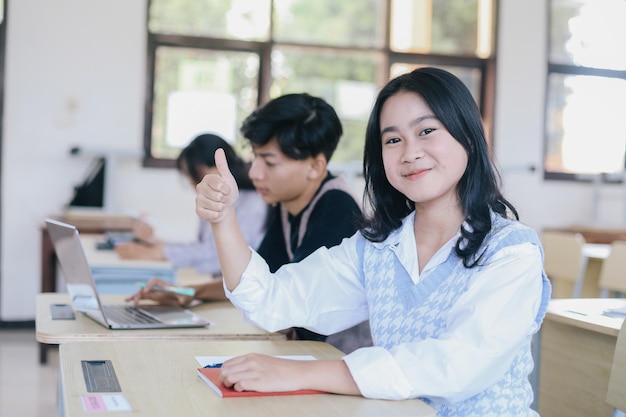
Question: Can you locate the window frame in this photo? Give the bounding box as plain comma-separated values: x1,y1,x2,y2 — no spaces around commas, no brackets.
543,0,626,182
143,0,498,168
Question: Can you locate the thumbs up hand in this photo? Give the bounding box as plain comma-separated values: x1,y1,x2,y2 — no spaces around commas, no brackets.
195,148,240,224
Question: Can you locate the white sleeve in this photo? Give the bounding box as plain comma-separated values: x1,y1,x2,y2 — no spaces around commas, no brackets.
225,232,370,334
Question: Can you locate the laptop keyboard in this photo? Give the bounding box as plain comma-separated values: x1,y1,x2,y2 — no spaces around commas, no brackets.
103,305,161,325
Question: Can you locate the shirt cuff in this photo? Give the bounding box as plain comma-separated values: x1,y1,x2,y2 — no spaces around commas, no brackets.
343,346,414,400
224,249,269,309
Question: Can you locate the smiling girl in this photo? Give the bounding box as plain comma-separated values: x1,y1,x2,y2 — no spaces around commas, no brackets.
195,67,551,417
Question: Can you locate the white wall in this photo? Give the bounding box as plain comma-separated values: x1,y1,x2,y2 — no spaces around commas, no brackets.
494,0,626,230
1,0,196,320
1,0,622,320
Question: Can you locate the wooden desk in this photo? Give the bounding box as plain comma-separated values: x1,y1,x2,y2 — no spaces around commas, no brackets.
582,243,611,260
547,226,626,244
80,234,214,284
80,233,173,270
36,293,285,345
59,340,436,417
538,298,626,417
39,229,175,364
41,214,135,293
80,233,178,294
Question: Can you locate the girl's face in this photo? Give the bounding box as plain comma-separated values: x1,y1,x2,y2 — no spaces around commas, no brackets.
380,90,468,209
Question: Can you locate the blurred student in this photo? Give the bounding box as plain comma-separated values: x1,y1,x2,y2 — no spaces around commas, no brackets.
117,133,267,301
195,68,550,415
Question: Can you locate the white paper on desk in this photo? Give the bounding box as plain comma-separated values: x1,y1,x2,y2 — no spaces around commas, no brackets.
196,355,316,367
603,306,626,317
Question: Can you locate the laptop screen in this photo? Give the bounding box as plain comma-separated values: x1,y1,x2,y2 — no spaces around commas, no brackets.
45,218,108,323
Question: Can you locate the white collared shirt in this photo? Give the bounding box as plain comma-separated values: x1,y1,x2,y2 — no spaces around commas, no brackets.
226,213,544,401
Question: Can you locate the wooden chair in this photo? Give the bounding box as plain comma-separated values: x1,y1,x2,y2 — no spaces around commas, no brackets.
606,318,626,416
541,230,587,298
598,241,626,298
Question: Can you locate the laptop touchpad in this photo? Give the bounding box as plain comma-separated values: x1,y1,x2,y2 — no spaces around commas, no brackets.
138,305,210,325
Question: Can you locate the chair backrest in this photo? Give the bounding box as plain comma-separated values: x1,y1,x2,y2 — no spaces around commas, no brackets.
541,230,586,297
598,241,626,296
606,318,626,412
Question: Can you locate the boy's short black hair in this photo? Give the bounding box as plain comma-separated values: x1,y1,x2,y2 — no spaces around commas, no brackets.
240,93,343,161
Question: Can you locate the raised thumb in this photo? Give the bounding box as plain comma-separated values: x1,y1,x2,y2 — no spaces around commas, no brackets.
214,148,235,183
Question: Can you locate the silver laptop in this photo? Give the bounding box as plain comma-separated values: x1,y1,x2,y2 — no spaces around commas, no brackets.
45,218,211,329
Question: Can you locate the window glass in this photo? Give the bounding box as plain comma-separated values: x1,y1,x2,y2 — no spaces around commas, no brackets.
545,0,626,178
270,47,382,161
545,73,626,175
146,0,495,165
149,0,271,40
390,0,493,58
150,47,259,159
272,0,385,48
549,0,626,70
390,63,482,104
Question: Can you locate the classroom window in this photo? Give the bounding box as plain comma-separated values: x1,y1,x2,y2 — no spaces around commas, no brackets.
545,0,626,180
144,0,497,167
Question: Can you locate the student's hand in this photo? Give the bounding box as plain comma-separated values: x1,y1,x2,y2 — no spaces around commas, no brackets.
219,354,314,393
219,354,362,396
125,277,194,307
132,219,155,244
114,241,165,261
196,148,249,291
196,148,239,224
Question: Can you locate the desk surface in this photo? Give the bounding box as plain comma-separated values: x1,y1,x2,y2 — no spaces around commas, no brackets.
82,234,216,285
547,226,626,244
582,243,611,260
36,293,284,344
59,340,435,417
80,233,217,280
546,298,626,337
44,212,137,232
81,233,174,269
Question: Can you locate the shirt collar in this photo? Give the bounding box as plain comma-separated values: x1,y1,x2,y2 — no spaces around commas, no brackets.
370,212,463,281
370,213,415,249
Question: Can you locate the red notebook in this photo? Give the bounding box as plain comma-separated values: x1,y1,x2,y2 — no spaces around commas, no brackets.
197,367,325,397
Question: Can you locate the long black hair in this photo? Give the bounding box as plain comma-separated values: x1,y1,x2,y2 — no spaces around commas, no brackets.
359,67,518,267
176,133,255,190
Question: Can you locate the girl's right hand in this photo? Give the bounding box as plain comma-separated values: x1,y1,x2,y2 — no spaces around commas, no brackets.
195,148,239,224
